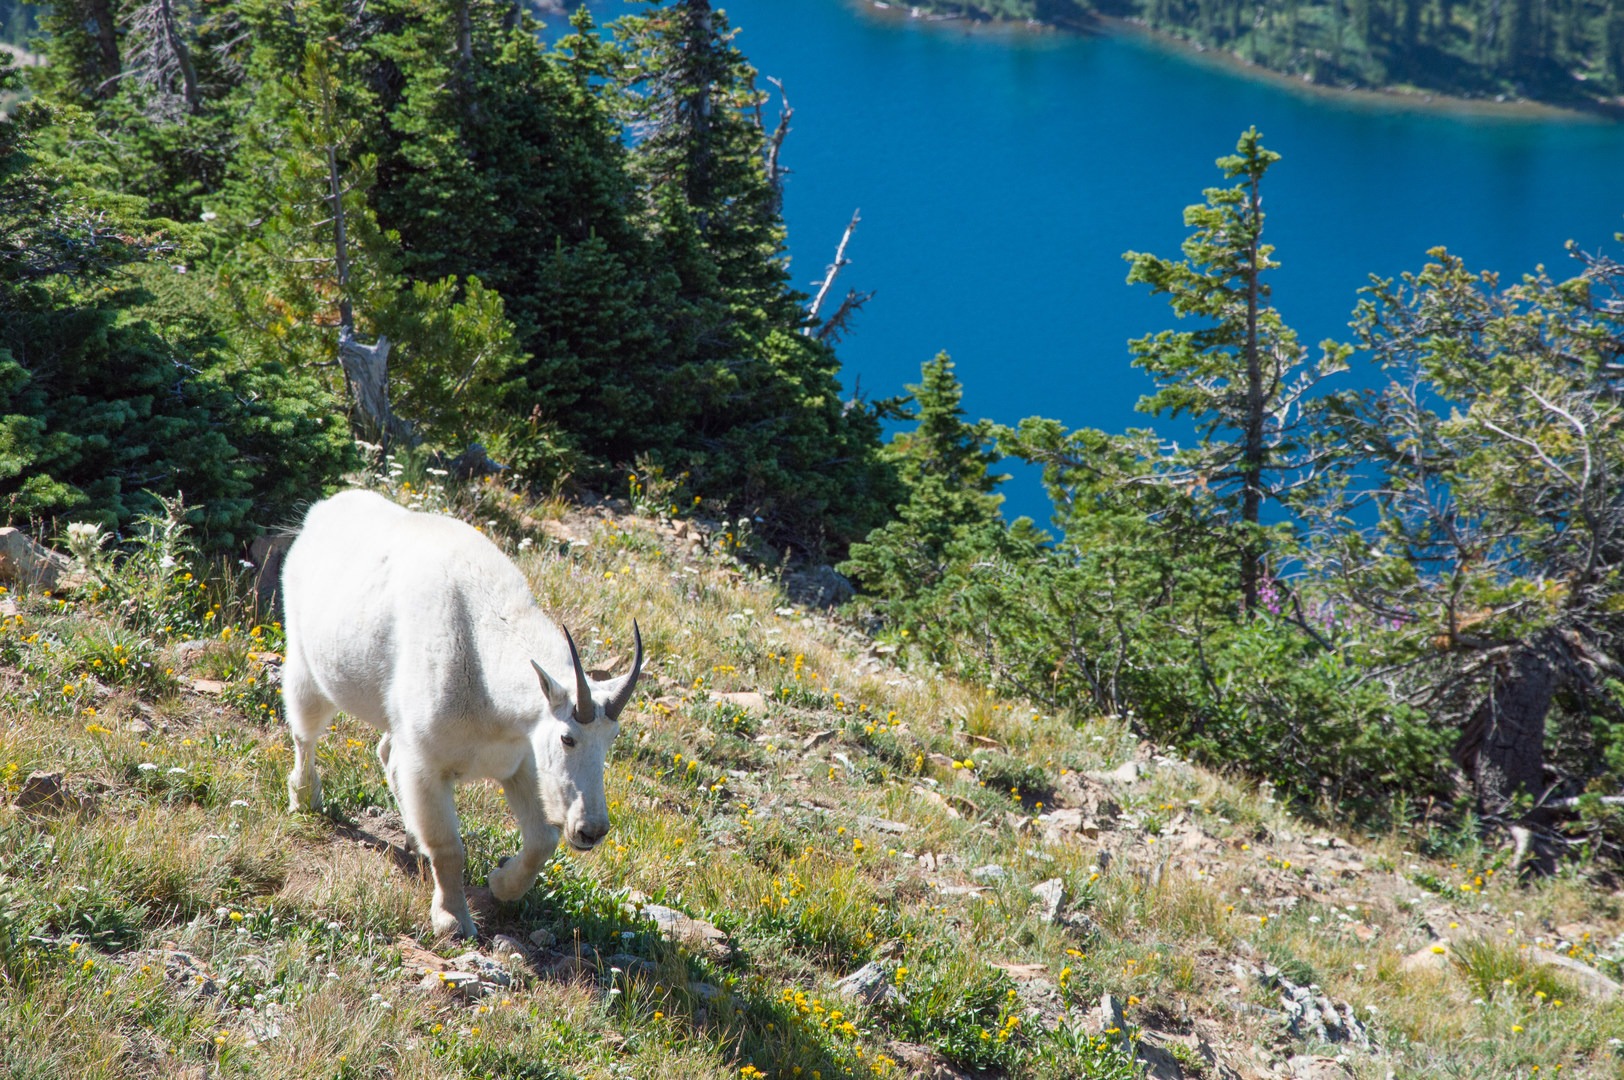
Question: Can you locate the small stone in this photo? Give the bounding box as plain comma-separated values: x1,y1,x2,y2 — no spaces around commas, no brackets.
883,1040,972,1079
834,961,891,1004
1285,1055,1354,1080
1400,942,1451,973
449,951,512,987
1089,760,1142,785
713,691,768,712
1529,947,1622,1000
488,934,530,960
0,527,74,589
802,730,837,751
429,970,484,998
15,771,78,813
624,901,733,961
528,928,556,948
1095,992,1127,1034
970,863,1007,882
1031,878,1065,923
688,980,725,1003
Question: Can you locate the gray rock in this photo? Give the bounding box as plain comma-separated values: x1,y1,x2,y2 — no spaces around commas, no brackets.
529,928,556,948
883,1040,972,1080
784,565,855,609
1285,1055,1354,1080
488,934,531,961
623,898,733,961
1135,1038,1188,1080
1031,877,1065,923
606,953,654,978
1088,760,1142,785
449,951,512,988
1096,992,1128,1034
712,690,768,713
688,980,725,1003
834,961,892,1004
970,864,1007,882
0,527,74,590
15,772,80,813
164,950,217,998
1269,969,1368,1047
1530,947,1622,1001
422,970,485,998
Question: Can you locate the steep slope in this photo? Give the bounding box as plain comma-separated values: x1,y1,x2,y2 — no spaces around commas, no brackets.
1,479,1620,1079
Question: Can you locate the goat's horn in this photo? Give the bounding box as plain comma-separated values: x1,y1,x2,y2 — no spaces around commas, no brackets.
605,622,644,721
562,626,595,723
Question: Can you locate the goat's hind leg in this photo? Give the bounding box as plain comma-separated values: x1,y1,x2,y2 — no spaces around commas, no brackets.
284,654,336,814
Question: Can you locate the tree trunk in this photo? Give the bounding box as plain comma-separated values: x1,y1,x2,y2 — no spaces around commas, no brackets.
1454,645,1556,819
1239,167,1265,616
88,0,121,97
681,0,714,231
157,0,201,114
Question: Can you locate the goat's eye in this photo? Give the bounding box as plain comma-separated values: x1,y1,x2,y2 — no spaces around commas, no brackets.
561,734,577,749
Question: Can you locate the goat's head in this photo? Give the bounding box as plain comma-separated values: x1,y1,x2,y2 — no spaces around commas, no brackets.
529,622,643,851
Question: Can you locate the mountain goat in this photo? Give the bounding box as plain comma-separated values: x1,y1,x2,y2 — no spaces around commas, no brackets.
280,490,642,939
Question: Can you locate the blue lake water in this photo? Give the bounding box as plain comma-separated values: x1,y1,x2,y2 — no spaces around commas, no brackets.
569,1,1624,523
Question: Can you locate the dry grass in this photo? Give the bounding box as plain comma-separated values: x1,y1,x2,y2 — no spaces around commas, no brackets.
1,476,1621,1079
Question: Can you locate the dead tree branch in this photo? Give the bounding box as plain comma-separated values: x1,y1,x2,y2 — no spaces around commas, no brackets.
763,76,792,214
806,209,860,330
817,288,875,345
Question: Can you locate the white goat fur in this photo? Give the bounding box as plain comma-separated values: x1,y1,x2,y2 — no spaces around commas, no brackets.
281,490,639,939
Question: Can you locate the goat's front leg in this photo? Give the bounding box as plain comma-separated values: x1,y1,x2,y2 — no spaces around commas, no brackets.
394,762,476,939
487,760,561,903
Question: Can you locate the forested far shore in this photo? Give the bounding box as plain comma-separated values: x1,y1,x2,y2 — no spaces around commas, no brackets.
887,0,1624,108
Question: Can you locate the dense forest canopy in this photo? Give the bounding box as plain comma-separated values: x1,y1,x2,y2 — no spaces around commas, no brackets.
0,0,897,553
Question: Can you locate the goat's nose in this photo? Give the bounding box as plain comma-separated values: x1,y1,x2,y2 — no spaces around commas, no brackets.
575,821,609,848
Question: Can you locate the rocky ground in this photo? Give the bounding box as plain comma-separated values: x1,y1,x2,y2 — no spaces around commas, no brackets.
2,480,1621,1078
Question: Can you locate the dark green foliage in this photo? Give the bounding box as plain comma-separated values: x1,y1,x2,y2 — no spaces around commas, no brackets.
1124,129,1320,615
840,354,1010,624
0,82,341,547
18,0,890,550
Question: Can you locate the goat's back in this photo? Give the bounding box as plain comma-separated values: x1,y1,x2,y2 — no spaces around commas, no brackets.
281,490,547,729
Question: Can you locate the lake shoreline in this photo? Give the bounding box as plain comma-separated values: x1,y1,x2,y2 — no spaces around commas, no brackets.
856,0,1623,122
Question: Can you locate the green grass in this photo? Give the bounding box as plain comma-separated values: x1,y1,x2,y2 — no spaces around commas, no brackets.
1,476,1622,1078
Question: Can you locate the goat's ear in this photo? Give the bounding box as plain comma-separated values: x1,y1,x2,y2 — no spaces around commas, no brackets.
531,659,570,709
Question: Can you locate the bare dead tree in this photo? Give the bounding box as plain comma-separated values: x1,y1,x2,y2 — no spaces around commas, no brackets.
806,209,860,329
816,288,875,345
760,76,792,216
118,0,203,119
322,143,412,450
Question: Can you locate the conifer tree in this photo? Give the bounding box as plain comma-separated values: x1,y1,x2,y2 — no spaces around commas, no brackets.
215,39,520,455
1124,128,1321,615
841,354,1005,615
0,69,334,544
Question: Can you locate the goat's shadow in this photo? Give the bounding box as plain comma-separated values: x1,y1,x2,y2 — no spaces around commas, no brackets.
329,805,424,877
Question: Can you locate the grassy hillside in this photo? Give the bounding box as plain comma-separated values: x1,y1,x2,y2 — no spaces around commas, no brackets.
2,476,1622,1079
